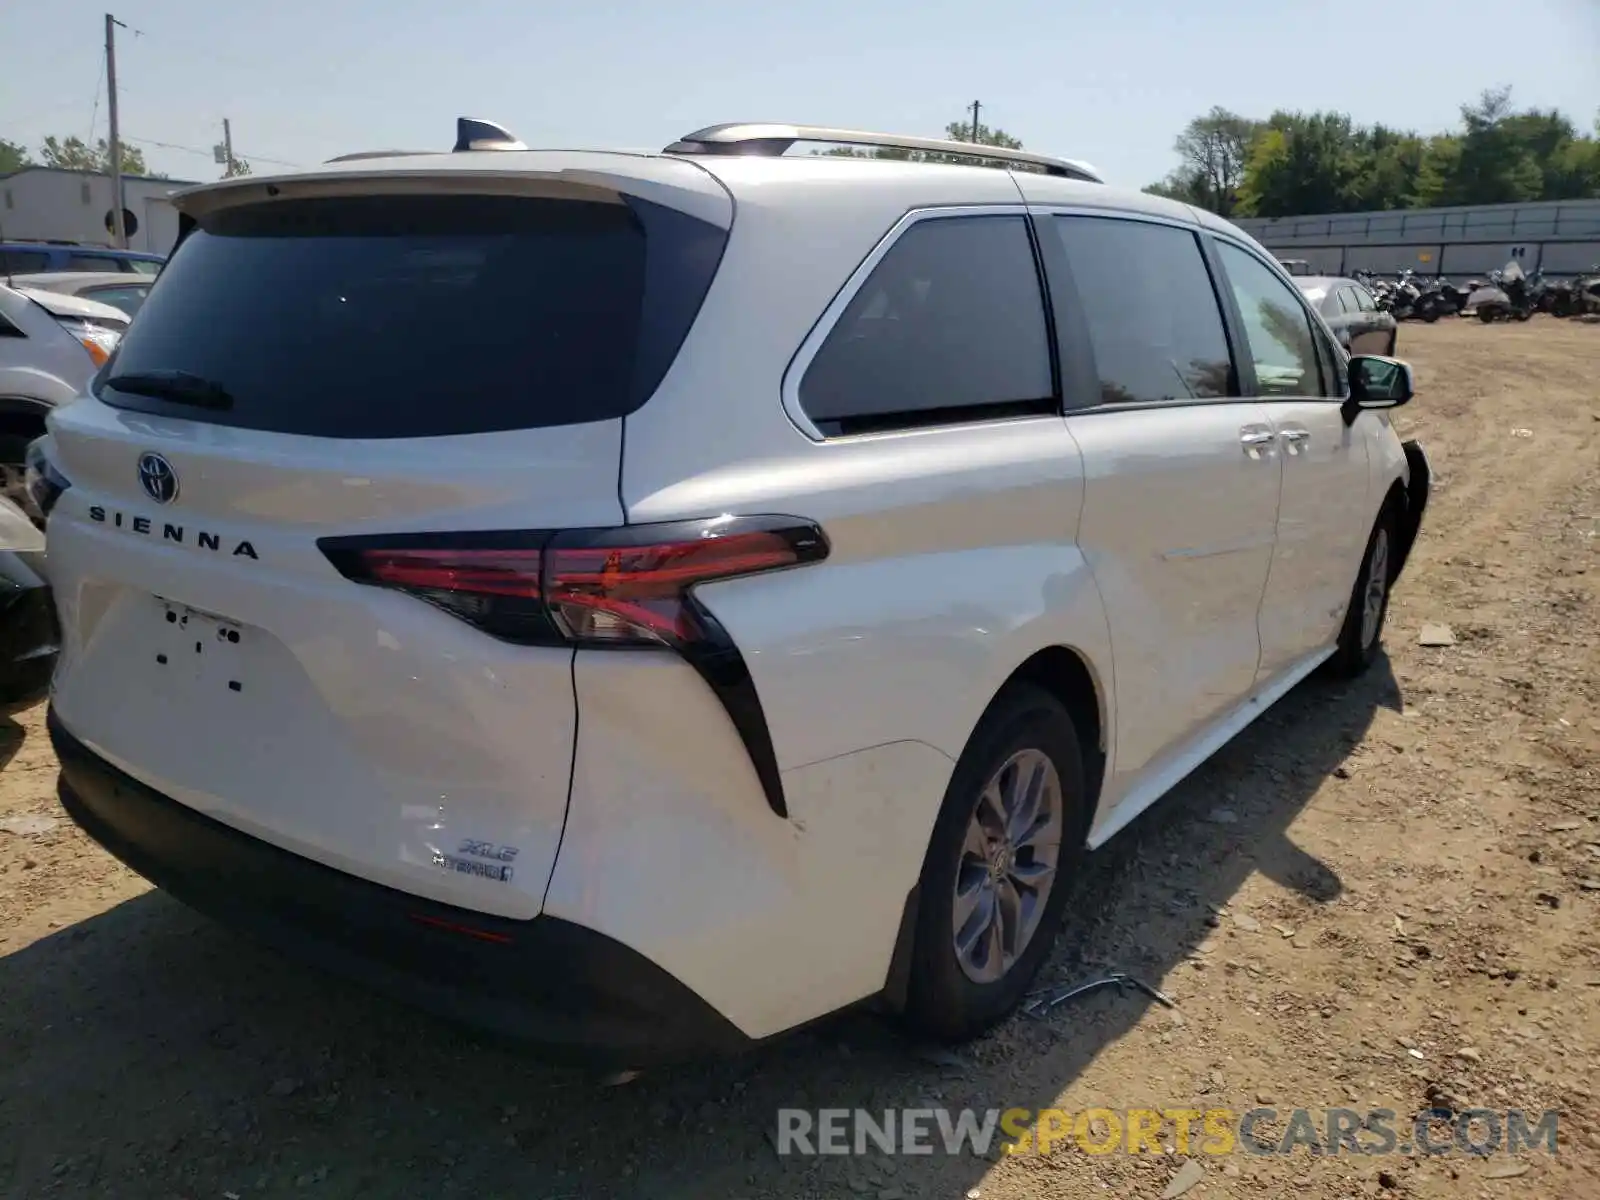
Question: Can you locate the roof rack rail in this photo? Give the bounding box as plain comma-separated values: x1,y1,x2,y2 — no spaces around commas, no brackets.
662,123,1103,183
324,150,431,163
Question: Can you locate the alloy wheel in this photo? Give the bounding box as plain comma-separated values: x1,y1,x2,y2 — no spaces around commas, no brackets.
952,748,1064,984
1361,527,1390,650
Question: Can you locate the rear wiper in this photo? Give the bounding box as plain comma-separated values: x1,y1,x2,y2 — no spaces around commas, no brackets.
103,369,233,410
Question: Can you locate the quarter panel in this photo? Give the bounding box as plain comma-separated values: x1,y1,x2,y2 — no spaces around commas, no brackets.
549,650,958,1037
558,414,1121,1038
656,418,1104,772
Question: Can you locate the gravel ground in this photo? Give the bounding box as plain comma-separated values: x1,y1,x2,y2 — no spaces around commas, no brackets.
1,318,1597,1200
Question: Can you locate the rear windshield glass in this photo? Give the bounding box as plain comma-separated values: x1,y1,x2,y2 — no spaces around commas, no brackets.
96,193,727,438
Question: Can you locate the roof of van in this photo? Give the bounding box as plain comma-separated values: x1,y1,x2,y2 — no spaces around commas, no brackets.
168,146,1228,237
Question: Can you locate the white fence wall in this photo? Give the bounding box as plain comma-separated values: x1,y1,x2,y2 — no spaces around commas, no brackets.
1236,198,1600,278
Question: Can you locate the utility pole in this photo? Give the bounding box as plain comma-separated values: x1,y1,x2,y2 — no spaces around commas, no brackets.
969,100,982,145
105,13,126,248
223,118,235,175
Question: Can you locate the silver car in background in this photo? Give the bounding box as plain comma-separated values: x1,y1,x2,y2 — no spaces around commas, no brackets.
1294,275,1397,356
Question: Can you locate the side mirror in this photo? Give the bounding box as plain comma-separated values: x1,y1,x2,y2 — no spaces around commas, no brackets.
1341,355,1414,426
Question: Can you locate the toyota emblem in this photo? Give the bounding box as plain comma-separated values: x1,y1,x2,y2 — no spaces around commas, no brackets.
137,452,178,505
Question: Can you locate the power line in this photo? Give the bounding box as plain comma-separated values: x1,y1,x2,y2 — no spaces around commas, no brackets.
88,16,300,173
87,47,106,144
120,133,305,169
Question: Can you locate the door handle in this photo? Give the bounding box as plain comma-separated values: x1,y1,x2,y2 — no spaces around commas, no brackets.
1240,426,1276,459
1280,428,1310,444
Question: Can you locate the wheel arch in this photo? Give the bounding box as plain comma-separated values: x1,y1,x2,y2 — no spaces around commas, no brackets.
1391,441,1429,583
0,396,53,451
1003,645,1107,808
879,641,1109,1015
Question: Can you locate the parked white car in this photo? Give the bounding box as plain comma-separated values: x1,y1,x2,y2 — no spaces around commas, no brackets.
37,120,1429,1065
0,284,127,509
8,271,154,319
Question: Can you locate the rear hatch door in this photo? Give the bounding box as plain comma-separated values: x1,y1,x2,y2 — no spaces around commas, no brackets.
45,159,731,917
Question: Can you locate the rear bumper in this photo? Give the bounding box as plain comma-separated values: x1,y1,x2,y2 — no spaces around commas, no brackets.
49,709,751,1067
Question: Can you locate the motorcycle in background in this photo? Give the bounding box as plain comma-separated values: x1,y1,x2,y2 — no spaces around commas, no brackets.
1430,278,1471,316
1411,282,1442,323
1387,269,1423,320
1467,261,1535,323
1576,266,1600,316
1538,276,1577,317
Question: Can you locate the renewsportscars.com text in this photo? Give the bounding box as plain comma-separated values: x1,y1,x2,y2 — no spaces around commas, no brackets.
774,1107,1561,1158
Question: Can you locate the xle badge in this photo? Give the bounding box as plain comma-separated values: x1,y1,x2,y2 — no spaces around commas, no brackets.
431,839,519,883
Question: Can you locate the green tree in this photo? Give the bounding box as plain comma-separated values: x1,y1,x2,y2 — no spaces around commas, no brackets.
1159,86,1599,218
1348,125,1426,210
223,155,253,178
1498,108,1600,200
1150,108,1260,215
1551,135,1600,201
1423,87,1544,205
1410,134,1462,207
0,138,30,173
945,119,1022,149
1237,112,1364,217
38,135,148,175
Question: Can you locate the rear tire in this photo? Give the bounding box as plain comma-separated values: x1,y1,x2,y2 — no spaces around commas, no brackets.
902,683,1088,1042
1330,505,1399,677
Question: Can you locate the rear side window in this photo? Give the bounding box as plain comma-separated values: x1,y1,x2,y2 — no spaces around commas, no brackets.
1216,242,1332,398
1050,216,1234,405
1353,286,1377,312
97,193,727,438
1335,288,1355,313
0,250,49,273
798,216,1053,435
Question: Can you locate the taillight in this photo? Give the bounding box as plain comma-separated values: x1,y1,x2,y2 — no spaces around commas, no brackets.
543,520,817,646
319,516,829,818
325,539,554,644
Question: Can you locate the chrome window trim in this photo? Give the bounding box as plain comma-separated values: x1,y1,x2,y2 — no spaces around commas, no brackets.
1024,204,1204,233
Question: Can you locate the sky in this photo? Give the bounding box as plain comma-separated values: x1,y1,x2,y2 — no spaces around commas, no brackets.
4,0,1599,189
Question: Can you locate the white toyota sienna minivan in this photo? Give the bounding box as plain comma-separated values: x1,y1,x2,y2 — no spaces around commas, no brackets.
36,120,1429,1066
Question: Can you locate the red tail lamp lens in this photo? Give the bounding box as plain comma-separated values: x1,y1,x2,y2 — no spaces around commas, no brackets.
545,530,804,645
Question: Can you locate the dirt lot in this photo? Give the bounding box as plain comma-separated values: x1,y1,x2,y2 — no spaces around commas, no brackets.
2,318,1597,1200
